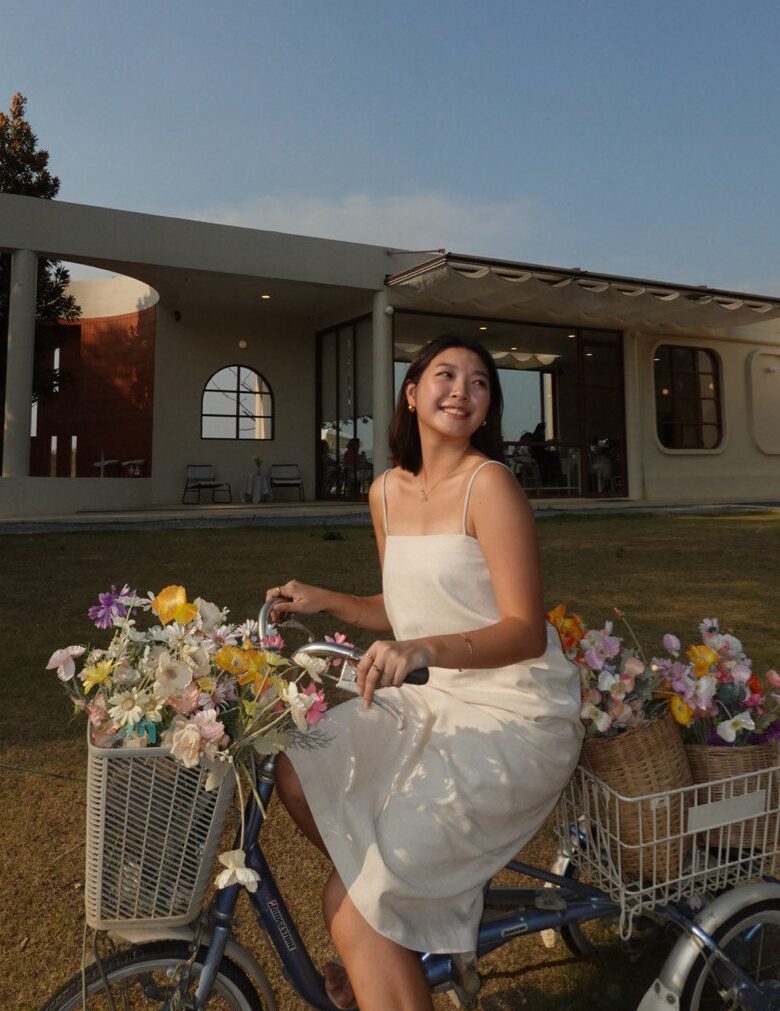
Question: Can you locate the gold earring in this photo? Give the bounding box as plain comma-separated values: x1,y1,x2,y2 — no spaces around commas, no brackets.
482,420,487,427
408,404,416,413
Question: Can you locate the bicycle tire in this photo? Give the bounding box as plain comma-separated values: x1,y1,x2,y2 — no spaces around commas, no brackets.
678,896,780,1010
40,940,265,1011
557,859,662,960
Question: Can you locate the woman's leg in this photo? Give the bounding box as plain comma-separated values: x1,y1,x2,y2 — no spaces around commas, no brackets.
274,752,327,856
323,869,433,1011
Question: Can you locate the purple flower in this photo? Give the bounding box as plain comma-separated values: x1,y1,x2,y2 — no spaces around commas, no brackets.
88,584,130,629
749,719,780,746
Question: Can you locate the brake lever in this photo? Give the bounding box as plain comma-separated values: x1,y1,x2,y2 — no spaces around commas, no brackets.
324,660,406,731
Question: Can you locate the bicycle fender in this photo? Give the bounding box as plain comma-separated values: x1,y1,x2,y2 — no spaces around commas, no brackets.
107,924,278,1011
637,880,780,1010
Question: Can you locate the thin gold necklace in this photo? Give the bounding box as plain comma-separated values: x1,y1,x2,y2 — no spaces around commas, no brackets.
419,457,471,503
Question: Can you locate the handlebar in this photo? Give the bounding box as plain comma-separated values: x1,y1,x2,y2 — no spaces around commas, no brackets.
259,597,429,686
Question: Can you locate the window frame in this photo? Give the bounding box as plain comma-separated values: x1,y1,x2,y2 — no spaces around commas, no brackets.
200,364,275,442
652,342,724,454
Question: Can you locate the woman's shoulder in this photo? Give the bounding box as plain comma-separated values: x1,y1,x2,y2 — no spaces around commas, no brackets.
468,457,529,508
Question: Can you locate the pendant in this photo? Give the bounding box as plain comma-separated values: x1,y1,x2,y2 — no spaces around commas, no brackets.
420,489,429,503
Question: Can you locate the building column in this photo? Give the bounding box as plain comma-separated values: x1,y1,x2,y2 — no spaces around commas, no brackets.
2,249,38,477
372,289,395,474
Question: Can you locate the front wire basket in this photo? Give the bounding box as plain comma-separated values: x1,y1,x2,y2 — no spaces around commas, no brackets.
554,758,780,938
85,733,235,929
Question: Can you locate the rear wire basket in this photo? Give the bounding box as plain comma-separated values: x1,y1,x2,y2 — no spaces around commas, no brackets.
555,759,780,938
85,734,235,929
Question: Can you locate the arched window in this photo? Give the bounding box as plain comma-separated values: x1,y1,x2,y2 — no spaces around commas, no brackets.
654,345,721,449
201,366,273,440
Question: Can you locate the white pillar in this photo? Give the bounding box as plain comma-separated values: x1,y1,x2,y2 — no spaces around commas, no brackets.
3,249,38,477
372,289,395,474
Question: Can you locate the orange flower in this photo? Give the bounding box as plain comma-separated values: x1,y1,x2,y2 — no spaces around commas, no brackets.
215,645,251,676
547,603,586,654
670,695,694,726
152,585,198,626
686,644,720,678
748,674,761,695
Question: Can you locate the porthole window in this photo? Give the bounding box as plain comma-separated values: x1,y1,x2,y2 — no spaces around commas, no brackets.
201,365,273,440
654,345,721,449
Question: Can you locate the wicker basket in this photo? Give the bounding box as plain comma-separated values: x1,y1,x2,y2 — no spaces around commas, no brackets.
85,733,235,929
686,742,779,863
579,709,693,881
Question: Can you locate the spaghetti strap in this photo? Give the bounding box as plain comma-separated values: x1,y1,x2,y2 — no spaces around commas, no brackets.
462,460,507,534
381,469,391,535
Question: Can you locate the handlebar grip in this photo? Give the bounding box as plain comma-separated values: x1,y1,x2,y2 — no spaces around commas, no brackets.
405,667,429,685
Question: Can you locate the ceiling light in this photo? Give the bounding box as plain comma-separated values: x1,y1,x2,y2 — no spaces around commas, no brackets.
585,352,593,357
510,346,518,351
568,332,576,339
238,340,248,350
479,325,487,331
260,294,271,300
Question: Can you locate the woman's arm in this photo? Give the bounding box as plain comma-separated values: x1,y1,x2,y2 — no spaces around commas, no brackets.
355,465,547,705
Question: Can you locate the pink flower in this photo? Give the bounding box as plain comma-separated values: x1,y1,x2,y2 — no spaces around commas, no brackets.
47,645,86,682
261,633,285,650
325,632,354,668
662,633,680,655
766,669,780,689
191,709,225,742
171,683,201,715
731,664,751,684
301,684,327,726
622,655,645,679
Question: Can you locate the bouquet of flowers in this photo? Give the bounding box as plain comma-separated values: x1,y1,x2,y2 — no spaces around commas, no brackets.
548,605,665,738
48,583,332,770
653,618,780,746
48,584,335,891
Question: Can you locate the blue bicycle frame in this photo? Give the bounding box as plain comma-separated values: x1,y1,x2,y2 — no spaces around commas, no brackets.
190,754,627,1010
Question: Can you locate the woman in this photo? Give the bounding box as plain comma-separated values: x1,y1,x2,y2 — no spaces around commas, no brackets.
268,336,583,1011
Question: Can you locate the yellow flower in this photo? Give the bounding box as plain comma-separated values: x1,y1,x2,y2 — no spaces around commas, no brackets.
82,660,114,693
215,645,251,676
670,694,694,726
151,585,198,626
546,603,586,654
687,644,720,678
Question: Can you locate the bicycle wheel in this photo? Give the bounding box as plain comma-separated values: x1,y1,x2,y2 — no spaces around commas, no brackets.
557,859,662,960
41,940,265,1011
679,896,780,1010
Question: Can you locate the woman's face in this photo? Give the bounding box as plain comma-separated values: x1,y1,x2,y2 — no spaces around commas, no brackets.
406,346,491,440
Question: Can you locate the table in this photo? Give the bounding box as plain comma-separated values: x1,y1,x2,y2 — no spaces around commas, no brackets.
242,472,273,503
92,454,120,477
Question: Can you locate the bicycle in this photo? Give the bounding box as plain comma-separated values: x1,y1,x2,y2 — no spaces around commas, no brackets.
43,598,780,1010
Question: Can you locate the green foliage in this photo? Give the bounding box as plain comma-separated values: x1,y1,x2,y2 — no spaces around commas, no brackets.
0,92,80,323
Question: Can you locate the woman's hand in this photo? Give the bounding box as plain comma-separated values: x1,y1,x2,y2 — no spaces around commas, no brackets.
265,579,330,623
354,639,432,708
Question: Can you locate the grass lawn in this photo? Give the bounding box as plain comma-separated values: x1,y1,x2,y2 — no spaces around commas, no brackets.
3,511,779,1009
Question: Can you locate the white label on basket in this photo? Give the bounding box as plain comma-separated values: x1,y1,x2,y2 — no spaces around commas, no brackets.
687,789,767,833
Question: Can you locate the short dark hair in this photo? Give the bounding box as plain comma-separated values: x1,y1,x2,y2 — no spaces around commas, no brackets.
388,335,505,473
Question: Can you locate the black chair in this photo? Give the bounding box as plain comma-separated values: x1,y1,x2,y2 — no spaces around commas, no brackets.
182,464,232,504
269,464,305,501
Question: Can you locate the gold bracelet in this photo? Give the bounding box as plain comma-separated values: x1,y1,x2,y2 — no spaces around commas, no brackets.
351,594,363,627
458,632,474,671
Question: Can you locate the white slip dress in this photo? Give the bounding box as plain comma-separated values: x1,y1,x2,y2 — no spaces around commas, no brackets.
285,460,584,954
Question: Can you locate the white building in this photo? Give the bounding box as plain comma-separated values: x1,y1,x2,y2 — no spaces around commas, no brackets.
2,192,779,518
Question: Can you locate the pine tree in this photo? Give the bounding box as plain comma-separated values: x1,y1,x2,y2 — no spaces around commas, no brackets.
0,92,80,411
0,91,80,323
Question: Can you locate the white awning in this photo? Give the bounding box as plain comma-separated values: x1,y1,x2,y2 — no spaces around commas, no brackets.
386,257,780,333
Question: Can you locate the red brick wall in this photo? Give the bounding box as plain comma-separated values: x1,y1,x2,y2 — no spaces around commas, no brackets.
29,306,155,478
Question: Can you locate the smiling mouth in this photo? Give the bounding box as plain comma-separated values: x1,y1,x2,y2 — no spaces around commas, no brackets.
440,406,470,418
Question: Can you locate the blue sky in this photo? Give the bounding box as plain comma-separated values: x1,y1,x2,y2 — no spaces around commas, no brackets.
5,0,780,292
